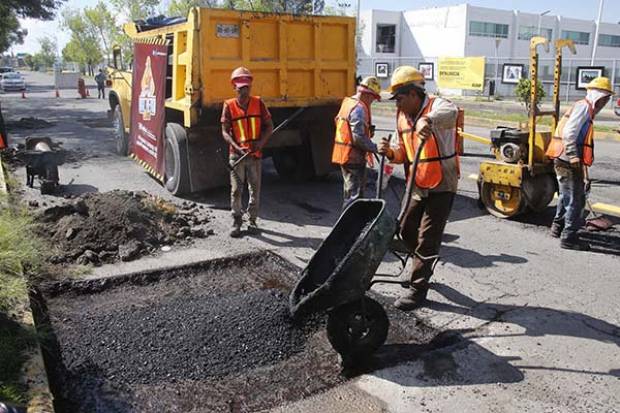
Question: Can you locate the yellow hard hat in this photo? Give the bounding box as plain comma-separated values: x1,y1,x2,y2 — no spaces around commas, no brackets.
358,76,382,100
387,65,425,95
585,76,614,94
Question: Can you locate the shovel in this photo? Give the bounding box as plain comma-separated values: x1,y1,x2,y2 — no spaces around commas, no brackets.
585,197,614,231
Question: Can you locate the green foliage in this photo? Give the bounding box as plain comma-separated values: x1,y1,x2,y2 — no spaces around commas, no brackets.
0,206,43,313
109,0,160,21
30,36,57,70
0,0,65,54
514,77,546,112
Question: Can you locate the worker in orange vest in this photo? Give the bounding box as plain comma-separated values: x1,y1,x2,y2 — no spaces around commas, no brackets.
545,76,613,251
332,76,381,209
378,66,460,311
221,67,274,238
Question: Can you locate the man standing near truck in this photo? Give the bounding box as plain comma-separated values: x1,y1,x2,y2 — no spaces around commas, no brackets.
221,67,274,238
95,69,107,99
378,66,460,311
332,76,382,209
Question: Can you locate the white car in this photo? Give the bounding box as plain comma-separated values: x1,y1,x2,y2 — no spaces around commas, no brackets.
0,72,26,91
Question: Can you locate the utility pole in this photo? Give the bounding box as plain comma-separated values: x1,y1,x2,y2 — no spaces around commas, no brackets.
537,10,551,37
591,0,604,65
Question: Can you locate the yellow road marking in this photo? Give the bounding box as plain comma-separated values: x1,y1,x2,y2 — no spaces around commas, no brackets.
468,173,478,180
460,131,492,145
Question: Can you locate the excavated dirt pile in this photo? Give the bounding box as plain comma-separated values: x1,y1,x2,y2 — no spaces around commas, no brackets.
36,190,212,265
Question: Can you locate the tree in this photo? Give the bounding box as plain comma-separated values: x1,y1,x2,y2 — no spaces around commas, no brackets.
514,78,546,113
0,0,66,53
109,0,160,21
83,2,117,62
61,9,103,74
32,36,57,70
168,0,219,16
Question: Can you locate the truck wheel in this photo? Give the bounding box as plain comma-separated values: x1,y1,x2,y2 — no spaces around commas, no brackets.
327,296,389,363
164,123,191,195
272,145,315,182
112,105,128,156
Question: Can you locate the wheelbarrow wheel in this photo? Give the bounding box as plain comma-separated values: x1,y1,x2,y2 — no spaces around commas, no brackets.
327,296,389,361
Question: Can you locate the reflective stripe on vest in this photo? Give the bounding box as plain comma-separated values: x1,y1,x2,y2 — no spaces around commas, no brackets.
331,97,371,165
226,96,263,148
546,99,595,166
397,97,459,189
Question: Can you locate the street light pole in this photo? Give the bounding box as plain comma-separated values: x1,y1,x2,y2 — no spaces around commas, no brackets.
591,0,604,65
537,10,551,37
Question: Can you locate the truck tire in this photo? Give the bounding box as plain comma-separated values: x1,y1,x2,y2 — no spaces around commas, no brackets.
272,144,315,182
112,105,128,156
164,122,191,195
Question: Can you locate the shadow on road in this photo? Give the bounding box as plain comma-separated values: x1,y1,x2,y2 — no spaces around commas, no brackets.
429,283,620,348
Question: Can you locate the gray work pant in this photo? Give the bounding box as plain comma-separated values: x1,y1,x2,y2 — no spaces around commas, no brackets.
230,156,262,220
341,164,368,210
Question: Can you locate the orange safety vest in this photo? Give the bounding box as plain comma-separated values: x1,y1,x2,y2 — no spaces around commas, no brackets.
397,97,460,189
546,99,594,166
332,97,373,165
226,96,263,157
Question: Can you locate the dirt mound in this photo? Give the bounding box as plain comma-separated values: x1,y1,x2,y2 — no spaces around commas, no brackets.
36,190,212,265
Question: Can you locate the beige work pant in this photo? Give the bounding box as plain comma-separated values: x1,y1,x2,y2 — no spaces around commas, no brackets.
230,156,262,220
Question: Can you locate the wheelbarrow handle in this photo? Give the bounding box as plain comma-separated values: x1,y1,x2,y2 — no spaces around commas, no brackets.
397,137,427,224
375,134,392,199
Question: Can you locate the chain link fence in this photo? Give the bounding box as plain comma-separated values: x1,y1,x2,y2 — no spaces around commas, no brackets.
358,56,620,103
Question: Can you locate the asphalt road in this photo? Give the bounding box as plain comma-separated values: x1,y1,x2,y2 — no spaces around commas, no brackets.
2,71,619,413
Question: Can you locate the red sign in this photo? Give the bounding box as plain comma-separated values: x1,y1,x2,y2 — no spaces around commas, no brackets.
129,42,168,179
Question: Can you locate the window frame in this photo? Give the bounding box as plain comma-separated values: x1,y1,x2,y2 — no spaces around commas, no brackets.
561,30,590,46
375,23,397,54
469,20,509,39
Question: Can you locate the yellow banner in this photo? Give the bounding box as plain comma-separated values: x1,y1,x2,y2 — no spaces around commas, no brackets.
437,57,486,90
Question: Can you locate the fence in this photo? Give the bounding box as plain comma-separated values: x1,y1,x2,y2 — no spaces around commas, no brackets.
358,56,620,103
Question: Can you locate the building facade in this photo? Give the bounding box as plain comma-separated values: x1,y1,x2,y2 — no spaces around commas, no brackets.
358,4,620,98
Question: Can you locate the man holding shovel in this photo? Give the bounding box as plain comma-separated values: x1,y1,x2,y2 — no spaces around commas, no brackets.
546,77,614,251
221,67,273,237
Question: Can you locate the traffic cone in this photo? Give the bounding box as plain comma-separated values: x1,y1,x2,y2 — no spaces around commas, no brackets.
21,91,26,99
55,89,60,98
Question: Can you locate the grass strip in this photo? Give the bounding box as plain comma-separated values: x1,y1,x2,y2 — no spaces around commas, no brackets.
0,194,45,405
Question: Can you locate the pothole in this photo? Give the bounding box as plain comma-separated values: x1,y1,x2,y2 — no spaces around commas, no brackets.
31,252,343,412
31,252,441,412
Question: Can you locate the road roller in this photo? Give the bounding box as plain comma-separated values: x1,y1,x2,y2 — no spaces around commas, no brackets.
474,37,576,218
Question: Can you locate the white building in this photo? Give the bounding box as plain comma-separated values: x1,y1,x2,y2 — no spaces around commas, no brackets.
358,4,620,97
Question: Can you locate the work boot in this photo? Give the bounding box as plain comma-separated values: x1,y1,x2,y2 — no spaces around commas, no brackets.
394,284,429,311
550,222,563,238
560,236,591,251
247,218,260,234
229,217,242,238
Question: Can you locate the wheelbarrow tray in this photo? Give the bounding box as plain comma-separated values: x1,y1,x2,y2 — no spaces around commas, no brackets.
290,199,397,318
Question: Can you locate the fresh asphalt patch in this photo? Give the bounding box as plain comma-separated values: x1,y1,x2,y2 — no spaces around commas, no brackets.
31,252,447,412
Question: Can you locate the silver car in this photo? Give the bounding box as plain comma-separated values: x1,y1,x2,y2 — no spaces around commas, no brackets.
0,72,26,91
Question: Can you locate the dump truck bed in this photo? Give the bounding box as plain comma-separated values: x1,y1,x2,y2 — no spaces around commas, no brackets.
124,8,356,126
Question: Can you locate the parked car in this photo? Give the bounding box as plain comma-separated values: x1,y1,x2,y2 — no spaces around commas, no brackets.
614,97,620,117
0,72,26,91
0,67,14,74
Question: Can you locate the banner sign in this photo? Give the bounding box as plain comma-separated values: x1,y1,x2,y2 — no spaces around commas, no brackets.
437,57,485,91
129,40,168,181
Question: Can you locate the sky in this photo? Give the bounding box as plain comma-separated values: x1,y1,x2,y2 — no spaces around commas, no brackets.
11,0,620,55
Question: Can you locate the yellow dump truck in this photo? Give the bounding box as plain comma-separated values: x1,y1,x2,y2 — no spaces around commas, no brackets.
108,8,356,195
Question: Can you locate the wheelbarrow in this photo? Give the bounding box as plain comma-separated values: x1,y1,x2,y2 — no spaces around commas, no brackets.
289,139,427,364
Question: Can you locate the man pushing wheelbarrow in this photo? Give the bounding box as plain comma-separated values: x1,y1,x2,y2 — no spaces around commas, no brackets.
289,66,461,366
378,66,461,310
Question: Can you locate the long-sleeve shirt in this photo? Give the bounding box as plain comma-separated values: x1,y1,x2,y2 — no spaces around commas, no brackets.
390,96,459,194
346,97,377,166
558,100,591,163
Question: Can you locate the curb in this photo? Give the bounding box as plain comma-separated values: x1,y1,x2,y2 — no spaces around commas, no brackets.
0,157,7,195
0,158,55,412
